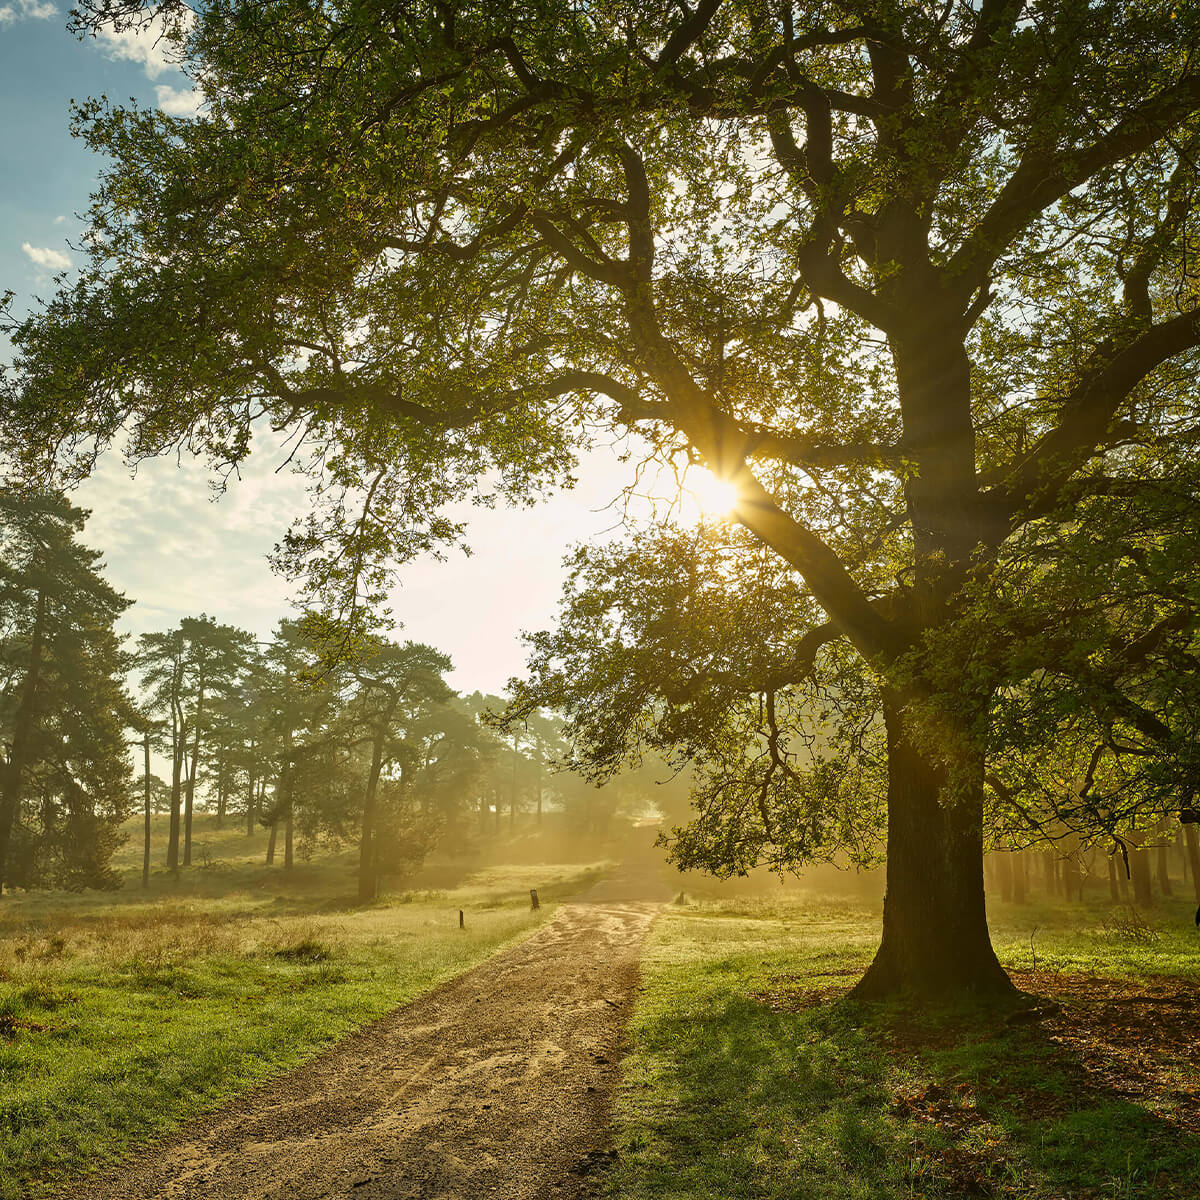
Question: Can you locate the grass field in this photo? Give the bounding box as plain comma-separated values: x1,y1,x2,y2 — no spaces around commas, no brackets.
609,887,1200,1200
0,814,610,1199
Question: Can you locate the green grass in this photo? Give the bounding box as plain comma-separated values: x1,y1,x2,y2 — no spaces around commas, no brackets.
0,814,610,1199
609,889,1200,1200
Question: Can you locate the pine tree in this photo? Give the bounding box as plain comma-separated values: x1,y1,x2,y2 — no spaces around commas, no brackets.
0,490,135,892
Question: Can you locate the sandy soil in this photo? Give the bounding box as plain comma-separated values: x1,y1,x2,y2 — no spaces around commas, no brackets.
72,838,669,1200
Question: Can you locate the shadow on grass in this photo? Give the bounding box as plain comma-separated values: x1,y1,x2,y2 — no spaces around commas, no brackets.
613,969,1200,1199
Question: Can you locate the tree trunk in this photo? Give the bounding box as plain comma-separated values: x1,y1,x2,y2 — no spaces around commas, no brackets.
266,819,277,865
183,675,205,868
1129,834,1153,905
245,742,257,836
851,698,1014,1000
1183,822,1200,905
142,732,152,889
1041,851,1056,897
1108,854,1120,902
1063,852,1081,902
167,687,184,872
1012,851,1027,904
993,851,1013,902
284,804,293,870
1155,824,1173,897
510,740,518,831
358,731,385,904
0,588,47,896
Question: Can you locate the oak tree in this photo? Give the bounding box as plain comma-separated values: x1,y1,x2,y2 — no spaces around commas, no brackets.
4,0,1200,994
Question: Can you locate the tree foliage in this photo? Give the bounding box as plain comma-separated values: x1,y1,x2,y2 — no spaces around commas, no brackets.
5,0,1200,990
0,491,135,891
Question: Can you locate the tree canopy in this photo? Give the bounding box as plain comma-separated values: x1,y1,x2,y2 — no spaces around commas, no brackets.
3,0,1199,995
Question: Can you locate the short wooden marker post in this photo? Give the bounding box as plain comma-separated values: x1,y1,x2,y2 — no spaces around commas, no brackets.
458,909,464,929
529,888,540,911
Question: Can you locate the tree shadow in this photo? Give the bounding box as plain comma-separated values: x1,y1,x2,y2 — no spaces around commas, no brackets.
614,969,1200,1198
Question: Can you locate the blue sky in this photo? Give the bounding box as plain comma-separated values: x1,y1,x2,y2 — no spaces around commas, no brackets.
1,8,692,693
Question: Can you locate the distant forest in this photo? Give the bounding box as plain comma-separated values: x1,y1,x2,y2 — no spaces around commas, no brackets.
0,488,672,902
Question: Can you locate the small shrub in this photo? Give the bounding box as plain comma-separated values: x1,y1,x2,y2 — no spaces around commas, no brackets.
272,937,334,963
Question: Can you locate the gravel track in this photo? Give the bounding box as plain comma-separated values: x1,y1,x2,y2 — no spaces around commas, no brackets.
74,843,667,1200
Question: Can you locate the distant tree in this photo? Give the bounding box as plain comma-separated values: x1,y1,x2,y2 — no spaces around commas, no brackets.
0,490,135,892
135,627,189,871
257,618,343,870
176,615,254,862
6,0,1200,996
347,639,452,902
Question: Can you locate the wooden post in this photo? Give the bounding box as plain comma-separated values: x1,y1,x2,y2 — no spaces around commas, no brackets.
458,909,465,930
530,888,539,910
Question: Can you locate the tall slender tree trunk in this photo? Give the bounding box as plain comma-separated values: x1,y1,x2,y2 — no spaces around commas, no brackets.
0,588,47,896
510,739,518,831
1063,852,1082,902
142,731,152,889
1108,854,1121,902
1155,823,1173,897
1129,834,1153,905
1183,822,1200,905
358,731,386,904
1012,850,1026,905
284,804,293,870
183,674,205,868
851,696,1013,999
245,739,257,835
266,819,277,864
167,686,184,872
993,851,1013,902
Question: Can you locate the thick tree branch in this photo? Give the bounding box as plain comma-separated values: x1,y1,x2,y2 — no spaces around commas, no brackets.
987,307,1200,529
947,72,1200,298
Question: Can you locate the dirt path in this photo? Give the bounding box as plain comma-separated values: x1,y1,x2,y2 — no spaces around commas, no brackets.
75,838,669,1200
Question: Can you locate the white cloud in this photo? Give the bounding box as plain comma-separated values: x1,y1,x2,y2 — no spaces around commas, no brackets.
155,84,204,118
96,10,193,81
21,242,72,271
94,12,203,117
53,214,67,225
0,0,56,24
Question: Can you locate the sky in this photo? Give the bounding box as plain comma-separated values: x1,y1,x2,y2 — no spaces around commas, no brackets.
0,7,715,695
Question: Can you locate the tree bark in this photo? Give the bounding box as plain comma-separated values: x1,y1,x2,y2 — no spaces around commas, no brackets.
0,587,47,895
265,819,277,865
851,697,1014,999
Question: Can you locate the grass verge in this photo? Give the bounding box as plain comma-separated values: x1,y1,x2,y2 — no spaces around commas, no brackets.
609,892,1200,1199
0,831,607,1200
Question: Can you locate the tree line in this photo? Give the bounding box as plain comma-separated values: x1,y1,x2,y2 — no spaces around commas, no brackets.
0,490,623,900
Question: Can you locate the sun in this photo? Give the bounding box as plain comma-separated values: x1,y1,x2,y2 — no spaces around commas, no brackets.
682,466,741,521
